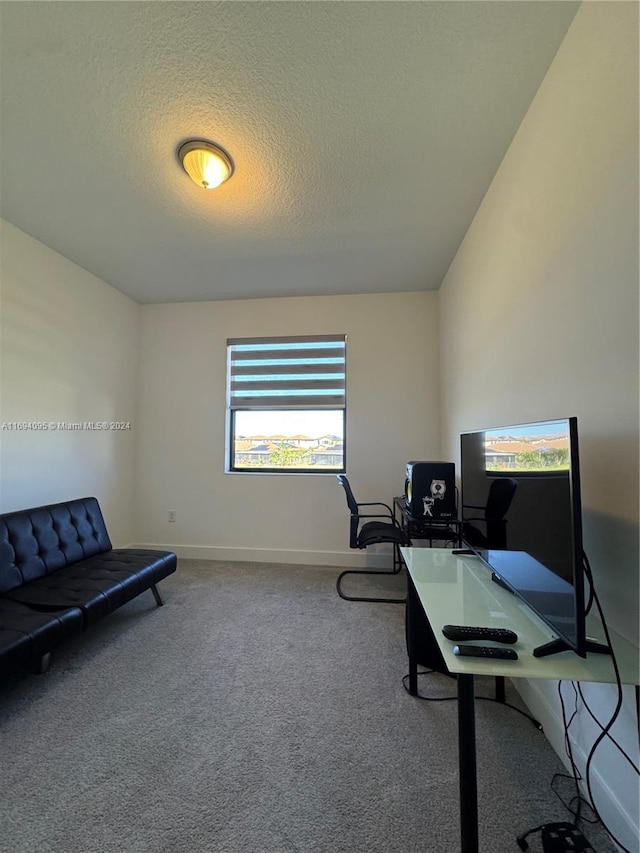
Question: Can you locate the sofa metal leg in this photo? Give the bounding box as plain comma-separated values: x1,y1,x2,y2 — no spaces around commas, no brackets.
150,584,164,606
36,652,52,674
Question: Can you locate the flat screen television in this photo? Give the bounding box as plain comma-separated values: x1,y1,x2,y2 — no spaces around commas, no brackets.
460,417,609,658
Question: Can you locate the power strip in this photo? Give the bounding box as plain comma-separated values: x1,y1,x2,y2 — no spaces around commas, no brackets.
541,822,595,853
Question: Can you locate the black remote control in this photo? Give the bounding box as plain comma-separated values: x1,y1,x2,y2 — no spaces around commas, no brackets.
442,624,518,644
453,644,518,660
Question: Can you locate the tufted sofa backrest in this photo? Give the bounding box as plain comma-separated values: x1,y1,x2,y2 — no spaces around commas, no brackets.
0,497,112,593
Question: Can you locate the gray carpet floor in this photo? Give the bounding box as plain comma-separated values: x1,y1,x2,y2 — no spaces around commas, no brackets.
0,560,618,853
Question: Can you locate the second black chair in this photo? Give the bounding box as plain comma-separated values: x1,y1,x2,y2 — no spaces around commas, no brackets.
462,477,518,550
336,474,410,604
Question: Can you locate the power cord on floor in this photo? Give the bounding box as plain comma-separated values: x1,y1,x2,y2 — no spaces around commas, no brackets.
402,668,543,730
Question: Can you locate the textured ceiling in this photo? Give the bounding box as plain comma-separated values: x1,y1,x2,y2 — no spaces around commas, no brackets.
0,1,579,304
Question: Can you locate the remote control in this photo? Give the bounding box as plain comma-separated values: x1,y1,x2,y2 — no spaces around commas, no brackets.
442,624,518,644
453,644,518,660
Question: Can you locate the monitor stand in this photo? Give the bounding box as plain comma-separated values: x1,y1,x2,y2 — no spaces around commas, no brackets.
533,637,612,658
491,572,514,593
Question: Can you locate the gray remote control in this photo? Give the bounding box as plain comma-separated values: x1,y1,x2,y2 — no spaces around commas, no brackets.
453,644,518,660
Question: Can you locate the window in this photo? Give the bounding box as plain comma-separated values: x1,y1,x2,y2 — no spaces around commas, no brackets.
227,335,346,473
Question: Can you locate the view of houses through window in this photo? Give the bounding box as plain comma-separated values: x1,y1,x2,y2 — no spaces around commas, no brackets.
484,424,570,473
231,410,344,470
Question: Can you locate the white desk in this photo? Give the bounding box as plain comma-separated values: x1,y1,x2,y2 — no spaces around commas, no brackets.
401,547,639,853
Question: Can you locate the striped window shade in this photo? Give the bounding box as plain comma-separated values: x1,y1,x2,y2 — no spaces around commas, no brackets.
227,335,346,411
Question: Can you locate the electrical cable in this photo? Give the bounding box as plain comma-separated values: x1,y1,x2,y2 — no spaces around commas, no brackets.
576,553,633,853
402,668,543,729
576,682,639,774
583,559,595,617
541,553,635,853
556,680,597,826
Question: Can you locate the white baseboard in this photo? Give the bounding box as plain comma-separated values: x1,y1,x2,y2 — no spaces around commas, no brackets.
515,678,638,852
128,542,395,569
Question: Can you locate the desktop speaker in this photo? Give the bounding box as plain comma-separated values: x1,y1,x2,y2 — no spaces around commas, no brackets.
405,461,456,520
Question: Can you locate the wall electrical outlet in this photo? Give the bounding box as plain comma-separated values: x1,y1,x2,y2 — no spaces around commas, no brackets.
167,510,176,522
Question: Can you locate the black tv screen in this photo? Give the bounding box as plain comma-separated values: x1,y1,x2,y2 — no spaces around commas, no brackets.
460,417,592,657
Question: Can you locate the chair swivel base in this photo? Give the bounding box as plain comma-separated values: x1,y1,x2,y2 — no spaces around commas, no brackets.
336,566,406,604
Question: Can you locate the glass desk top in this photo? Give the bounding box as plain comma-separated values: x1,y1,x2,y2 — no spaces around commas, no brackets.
401,547,639,685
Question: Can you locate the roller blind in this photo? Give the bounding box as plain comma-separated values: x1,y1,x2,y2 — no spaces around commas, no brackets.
227,335,346,411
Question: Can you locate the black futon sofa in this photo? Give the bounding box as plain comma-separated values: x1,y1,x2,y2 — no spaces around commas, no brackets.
0,496,177,676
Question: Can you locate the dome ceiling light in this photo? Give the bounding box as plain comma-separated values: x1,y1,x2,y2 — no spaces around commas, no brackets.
177,139,234,189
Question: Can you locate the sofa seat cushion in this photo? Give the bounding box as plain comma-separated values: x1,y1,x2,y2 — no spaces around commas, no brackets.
5,549,177,627
0,599,83,672
109,549,177,583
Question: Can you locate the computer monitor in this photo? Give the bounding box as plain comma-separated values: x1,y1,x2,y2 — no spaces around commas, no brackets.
460,417,609,658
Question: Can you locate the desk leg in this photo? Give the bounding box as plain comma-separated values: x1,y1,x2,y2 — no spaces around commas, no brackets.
458,673,479,853
406,576,419,696
408,645,418,695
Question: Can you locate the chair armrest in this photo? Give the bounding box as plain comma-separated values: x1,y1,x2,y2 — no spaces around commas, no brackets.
464,513,507,524
355,510,403,529
356,501,396,521
357,500,394,514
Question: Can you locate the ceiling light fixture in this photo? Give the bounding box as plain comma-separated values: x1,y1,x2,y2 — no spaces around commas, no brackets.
177,139,234,189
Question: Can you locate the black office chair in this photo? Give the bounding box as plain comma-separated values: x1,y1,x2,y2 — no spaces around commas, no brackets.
461,478,518,550
336,474,410,604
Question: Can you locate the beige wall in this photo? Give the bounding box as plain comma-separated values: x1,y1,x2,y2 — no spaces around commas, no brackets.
439,3,639,846
133,292,439,565
0,219,139,545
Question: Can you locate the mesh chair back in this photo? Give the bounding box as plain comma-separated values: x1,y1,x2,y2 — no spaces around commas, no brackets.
337,475,362,548
483,478,517,549
337,475,358,515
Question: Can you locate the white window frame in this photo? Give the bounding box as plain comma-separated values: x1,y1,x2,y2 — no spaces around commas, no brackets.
226,335,347,474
